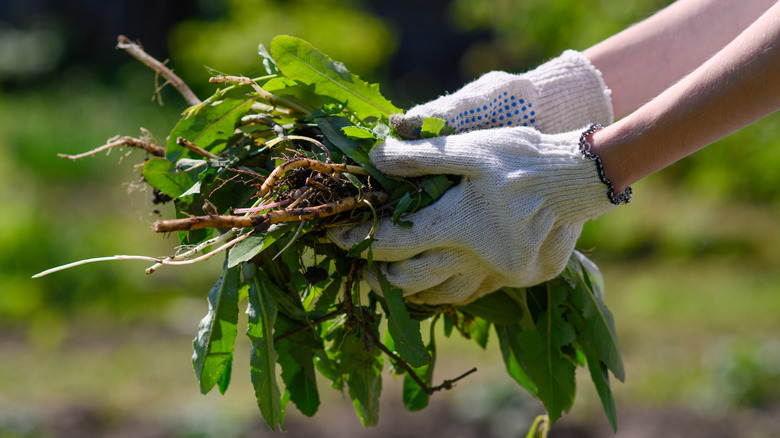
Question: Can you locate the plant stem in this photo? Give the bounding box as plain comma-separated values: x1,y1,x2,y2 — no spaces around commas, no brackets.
58,135,166,160
116,35,201,107
153,191,388,232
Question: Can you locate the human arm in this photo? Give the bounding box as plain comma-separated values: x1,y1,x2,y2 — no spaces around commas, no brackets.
584,0,777,119
590,0,780,195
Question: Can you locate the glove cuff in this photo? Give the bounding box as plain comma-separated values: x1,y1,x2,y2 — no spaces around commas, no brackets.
541,127,630,223
526,50,614,133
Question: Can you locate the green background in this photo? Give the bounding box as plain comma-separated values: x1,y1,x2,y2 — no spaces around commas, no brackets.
3,0,780,436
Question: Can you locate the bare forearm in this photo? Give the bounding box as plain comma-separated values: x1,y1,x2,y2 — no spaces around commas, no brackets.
591,0,780,194
584,0,776,119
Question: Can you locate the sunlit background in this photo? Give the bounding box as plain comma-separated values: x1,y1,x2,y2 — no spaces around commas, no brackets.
3,0,780,437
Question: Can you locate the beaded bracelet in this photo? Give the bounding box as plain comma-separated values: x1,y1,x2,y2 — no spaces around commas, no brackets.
578,123,632,205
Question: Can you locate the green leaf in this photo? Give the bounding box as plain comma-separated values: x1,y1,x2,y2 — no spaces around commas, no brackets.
313,278,343,313
420,175,456,204
344,328,384,426
392,192,416,224
376,268,431,367
192,261,240,395
275,315,321,417
341,126,377,140
564,253,624,381
227,224,290,268
581,342,618,432
402,322,437,411
142,157,198,198
459,290,526,325
513,282,577,423
247,275,284,430
495,323,538,395
420,117,454,138
270,35,400,121
316,116,393,189
466,317,490,349
217,354,233,395
167,96,256,161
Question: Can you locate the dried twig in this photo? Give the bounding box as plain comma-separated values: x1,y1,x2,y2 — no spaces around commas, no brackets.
153,191,388,233
117,35,201,107
176,137,218,159
367,327,477,395
58,135,166,160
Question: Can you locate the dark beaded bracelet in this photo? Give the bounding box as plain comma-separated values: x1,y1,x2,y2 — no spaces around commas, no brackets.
579,123,632,205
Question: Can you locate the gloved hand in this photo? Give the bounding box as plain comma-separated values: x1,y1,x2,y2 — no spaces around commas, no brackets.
391,50,613,138
328,125,630,305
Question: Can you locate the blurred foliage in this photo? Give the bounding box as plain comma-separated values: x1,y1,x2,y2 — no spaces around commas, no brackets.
447,0,673,74
169,0,397,94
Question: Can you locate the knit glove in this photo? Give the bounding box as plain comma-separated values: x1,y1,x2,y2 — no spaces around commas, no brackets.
328,125,630,305
391,50,613,138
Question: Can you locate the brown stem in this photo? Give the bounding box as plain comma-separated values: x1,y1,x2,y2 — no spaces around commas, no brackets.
369,331,477,395
257,157,369,199
176,137,218,159
370,336,431,393
58,135,166,160
152,191,388,233
116,35,201,107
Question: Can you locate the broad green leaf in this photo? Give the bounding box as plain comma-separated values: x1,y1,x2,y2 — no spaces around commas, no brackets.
514,282,577,423
341,126,377,140
247,275,283,430
466,317,490,349
313,277,343,313
167,97,255,161
228,235,270,269
142,157,198,198
376,269,430,367
392,192,416,224
420,175,456,204
192,261,240,395
316,116,392,188
346,357,383,427
217,354,233,395
344,327,384,427
420,117,454,138
581,342,618,432
459,290,526,325
227,224,291,268
495,323,538,395
564,255,624,381
270,35,400,121
276,316,320,417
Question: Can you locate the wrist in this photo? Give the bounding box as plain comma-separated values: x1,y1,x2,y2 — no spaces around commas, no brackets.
580,124,632,205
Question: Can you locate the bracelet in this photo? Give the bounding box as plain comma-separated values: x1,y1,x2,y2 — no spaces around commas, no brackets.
578,123,632,205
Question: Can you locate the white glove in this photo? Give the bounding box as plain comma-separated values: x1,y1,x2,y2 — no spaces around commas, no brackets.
392,50,613,137
328,125,630,305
